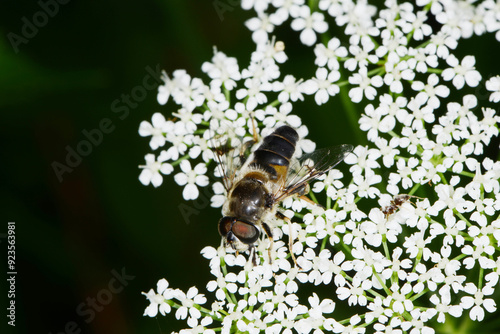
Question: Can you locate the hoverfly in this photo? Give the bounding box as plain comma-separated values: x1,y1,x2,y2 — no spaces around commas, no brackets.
213,125,353,265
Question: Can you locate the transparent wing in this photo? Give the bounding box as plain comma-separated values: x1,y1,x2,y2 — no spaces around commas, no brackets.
273,144,354,202
210,131,256,192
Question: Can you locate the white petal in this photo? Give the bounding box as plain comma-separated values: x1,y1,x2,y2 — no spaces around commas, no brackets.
196,175,209,187
157,279,169,293
158,303,171,315
183,184,199,200
179,160,192,173
174,173,188,186
300,28,317,46
139,169,152,185
139,121,153,136
194,163,207,175
152,113,166,128
160,163,173,175
151,173,163,188
144,304,158,317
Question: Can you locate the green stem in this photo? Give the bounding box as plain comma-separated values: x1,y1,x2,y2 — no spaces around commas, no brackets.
171,154,191,167
338,66,367,145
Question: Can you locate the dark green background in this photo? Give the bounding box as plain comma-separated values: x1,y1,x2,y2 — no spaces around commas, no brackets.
0,2,256,333
1,1,499,334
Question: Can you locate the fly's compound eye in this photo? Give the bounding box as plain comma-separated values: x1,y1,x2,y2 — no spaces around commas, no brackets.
218,217,260,244
218,217,235,237
232,220,259,244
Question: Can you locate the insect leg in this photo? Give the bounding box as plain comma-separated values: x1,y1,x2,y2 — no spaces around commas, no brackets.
249,244,257,266
238,140,255,165
250,115,258,143
261,222,274,265
298,194,322,208
276,212,301,269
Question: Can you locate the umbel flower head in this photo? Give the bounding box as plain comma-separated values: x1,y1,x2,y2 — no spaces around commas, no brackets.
140,1,500,333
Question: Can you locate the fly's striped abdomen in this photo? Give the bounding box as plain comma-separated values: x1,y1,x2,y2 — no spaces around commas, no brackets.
250,126,299,180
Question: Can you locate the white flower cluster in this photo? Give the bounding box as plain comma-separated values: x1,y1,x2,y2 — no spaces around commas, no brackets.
138,38,313,197
141,0,500,333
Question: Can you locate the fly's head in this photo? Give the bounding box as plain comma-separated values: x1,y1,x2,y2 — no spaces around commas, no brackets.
218,216,260,252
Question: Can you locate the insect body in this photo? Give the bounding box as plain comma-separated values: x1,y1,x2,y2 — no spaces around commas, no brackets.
215,125,353,265
218,126,298,260
381,194,423,219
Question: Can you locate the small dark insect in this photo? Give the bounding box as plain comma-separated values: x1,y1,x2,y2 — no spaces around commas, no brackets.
381,194,421,219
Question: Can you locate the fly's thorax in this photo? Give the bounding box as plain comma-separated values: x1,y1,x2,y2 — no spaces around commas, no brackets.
225,175,271,223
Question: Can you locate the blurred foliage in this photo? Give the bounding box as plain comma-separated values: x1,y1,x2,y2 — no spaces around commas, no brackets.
0,1,499,334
